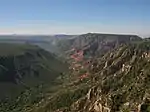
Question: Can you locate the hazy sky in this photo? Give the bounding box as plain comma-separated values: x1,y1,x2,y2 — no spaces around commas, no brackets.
0,0,149,36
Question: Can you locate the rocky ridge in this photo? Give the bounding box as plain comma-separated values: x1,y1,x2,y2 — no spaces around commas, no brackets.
51,41,150,112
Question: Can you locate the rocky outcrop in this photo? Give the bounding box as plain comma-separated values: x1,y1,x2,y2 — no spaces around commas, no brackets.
54,41,150,112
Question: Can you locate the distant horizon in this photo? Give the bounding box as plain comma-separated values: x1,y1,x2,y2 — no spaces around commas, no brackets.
0,32,149,38
0,27,149,37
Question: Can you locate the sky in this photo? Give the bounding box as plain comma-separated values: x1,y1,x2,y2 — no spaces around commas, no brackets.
0,0,149,37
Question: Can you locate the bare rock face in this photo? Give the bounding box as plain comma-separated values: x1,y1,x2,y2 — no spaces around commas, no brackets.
93,101,103,112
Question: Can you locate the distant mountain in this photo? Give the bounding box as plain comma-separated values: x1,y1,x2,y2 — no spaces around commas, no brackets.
1,34,141,57
57,33,142,58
